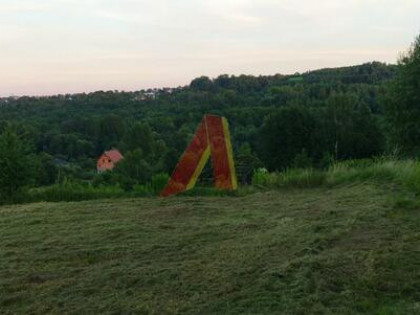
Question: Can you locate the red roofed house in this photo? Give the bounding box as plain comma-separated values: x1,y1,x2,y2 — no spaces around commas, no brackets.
97,149,123,173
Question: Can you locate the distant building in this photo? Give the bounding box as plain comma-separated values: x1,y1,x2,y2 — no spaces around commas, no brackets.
133,91,156,101
97,149,123,173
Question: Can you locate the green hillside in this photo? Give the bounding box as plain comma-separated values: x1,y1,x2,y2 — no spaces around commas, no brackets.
0,61,398,199
1,183,419,314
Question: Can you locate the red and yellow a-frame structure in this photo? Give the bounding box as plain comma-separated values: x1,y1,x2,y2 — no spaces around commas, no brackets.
161,115,237,197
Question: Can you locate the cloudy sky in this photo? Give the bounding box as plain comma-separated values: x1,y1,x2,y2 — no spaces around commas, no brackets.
0,0,419,96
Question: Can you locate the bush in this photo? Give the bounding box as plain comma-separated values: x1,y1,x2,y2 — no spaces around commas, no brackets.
0,127,34,203
254,158,420,193
150,173,169,193
132,184,154,197
262,168,326,188
252,168,269,186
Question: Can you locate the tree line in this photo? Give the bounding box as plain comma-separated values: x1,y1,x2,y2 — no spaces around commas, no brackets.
0,34,419,202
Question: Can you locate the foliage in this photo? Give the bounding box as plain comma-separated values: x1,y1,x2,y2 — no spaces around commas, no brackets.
0,58,407,202
235,143,263,184
27,173,170,203
253,168,326,188
28,181,125,202
150,172,170,193
34,153,58,186
116,149,149,180
325,93,384,160
385,34,420,155
0,127,34,202
254,157,420,199
190,76,214,91
259,105,325,171
251,168,269,186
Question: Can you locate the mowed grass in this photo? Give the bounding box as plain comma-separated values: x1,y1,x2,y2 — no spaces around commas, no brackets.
1,184,420,314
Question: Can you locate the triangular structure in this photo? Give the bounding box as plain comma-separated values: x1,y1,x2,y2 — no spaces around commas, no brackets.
161,114,237,197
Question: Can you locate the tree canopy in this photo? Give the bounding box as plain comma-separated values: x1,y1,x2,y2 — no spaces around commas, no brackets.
0,59,405,195
385,34,420,155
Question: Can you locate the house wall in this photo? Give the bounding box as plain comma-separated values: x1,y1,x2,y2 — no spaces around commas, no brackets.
97,154,115,172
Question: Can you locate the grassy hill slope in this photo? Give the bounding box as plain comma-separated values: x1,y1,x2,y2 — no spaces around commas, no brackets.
1,184,419,314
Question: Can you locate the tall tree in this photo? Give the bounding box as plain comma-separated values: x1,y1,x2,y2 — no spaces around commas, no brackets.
190,76,214,91
385,34,420,155
259,106,324,171
326,93,383,160
114,149,152,185
0,127,34,200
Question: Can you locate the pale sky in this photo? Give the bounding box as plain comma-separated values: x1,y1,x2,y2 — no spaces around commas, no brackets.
0,0,419,96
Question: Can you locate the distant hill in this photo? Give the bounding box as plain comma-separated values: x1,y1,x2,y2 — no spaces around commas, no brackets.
0,61,397,185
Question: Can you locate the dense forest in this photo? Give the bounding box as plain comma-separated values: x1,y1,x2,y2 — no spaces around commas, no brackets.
0,34,419,202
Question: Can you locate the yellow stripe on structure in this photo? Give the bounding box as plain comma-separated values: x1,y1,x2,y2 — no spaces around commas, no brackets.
221,117,238,189
186,145,211,190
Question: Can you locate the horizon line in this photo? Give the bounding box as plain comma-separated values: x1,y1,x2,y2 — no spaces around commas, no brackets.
0,60,395,98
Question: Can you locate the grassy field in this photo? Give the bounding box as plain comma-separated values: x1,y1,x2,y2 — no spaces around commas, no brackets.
1,183,419,314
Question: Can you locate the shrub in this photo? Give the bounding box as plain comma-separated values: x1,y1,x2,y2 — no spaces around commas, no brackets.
0,127,34,203
132,184,154,197
254,158,420,192
150,173,169,194
276,168,326,188
252,168,269,186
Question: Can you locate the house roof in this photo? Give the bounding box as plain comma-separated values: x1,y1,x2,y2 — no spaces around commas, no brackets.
103,150,123,162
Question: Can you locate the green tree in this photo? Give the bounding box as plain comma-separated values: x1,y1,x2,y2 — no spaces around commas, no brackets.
121,122,154,154
326,93,383,160
259,106,324,171
96,114,125,153
35,153,58,186
190,76,214,91
114,149,152,185
0,127,34,201
121,122,167,172
385,34,420,155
